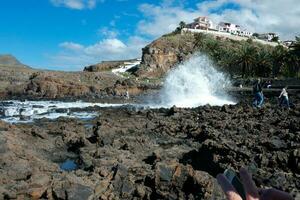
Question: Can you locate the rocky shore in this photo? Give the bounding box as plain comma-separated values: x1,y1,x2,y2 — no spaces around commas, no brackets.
1,101,299,199
1,34,300,200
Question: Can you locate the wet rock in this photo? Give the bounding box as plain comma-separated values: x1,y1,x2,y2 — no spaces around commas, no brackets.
0,103,300,199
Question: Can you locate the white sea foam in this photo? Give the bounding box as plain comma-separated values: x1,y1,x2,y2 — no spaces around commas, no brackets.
156,54,235,108
0,100,125,123
112,60,141,74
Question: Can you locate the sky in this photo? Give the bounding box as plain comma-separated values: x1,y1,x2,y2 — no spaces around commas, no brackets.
0,0,299,71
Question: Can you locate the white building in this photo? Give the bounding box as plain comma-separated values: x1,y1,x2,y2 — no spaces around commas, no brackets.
186,17,253,38
283,40,295,48
187,16,218,31
240,30,253,37
257,33,279,42
218,22,240,34
218,22,252,37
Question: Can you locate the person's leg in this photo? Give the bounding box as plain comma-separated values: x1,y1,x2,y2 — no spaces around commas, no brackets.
253,93,259,107
255,92,260,107
279,97,283,106
284,97,290,108
257,92,264,107
260,92,265,106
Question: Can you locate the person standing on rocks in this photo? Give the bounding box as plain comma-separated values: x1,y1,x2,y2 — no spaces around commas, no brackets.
279,86,290,108
126,90,130,99
253,78,264,108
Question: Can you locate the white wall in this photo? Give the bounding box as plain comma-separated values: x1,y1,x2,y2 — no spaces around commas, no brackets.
181,28,278,46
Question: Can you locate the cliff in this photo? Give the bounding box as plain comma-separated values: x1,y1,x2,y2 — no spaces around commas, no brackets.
135,34,197,78
135,31,296,79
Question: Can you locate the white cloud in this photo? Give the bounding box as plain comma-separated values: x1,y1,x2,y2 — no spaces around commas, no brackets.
137,0,300,40
98,27,119,38
50,0,299,70
51,37,148,70
59,42,84,51
50,0,100,10
84,38,127,56
137,3,199,37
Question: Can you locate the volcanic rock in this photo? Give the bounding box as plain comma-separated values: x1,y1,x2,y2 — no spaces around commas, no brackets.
0,103,299,199
135,34,197,78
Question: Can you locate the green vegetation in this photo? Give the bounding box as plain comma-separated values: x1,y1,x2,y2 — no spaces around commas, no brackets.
173,21,187,34
168,22,299,78
192,33,300,78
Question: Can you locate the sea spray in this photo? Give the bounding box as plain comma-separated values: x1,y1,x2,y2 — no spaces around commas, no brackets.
157,54,235,107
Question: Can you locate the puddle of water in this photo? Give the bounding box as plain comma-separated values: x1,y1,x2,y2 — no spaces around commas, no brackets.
60,159,78,171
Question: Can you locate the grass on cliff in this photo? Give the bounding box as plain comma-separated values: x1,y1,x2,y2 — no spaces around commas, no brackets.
161,32,300,78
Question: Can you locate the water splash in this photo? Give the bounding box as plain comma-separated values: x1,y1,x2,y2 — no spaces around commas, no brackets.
157,54,235,107
0,100,125,123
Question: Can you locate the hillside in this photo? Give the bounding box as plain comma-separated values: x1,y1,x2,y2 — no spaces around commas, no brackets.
0,54,29,68
135,32,300,79
0,55,151,100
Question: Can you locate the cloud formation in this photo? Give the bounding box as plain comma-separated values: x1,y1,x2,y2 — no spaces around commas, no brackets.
138,0,300,40
52,37,147,70
50,0,299,70
98,27,119,38
50,0,100,10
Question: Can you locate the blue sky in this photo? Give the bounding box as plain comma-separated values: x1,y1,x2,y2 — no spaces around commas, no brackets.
0,0,298,71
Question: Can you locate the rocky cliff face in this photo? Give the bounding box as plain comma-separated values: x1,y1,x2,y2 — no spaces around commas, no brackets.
6,71,122,99
135,34,197,78
0,55,155,100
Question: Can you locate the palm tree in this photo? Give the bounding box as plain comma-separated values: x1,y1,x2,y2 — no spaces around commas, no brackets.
289,36,300,77
179,21,186,30
255,48,273,77
203,37,222,59
283,52,299,77
234,43,257,77
271,45,287,77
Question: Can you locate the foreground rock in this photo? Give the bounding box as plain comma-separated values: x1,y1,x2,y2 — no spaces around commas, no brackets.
0,103,299,199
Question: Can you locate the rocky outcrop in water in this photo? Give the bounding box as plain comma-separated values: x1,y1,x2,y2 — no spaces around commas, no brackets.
1,102,299,199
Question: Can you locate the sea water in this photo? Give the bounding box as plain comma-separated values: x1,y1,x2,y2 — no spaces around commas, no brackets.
156,54,235,107
0,100,125,123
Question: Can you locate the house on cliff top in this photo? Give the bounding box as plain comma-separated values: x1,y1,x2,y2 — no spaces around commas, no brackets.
187,16,218,31
186,17,252,37
218,22,253,37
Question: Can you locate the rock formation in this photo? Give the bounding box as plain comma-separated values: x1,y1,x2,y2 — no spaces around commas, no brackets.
1,102,299,199
135,34,197,78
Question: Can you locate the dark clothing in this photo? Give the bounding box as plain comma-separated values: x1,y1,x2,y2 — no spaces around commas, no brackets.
253,82,262,93
279,96,290,108
253,82,264,107
253,92,264,107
